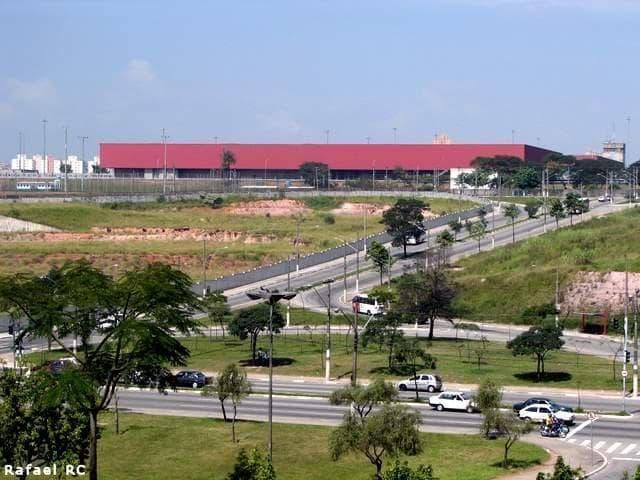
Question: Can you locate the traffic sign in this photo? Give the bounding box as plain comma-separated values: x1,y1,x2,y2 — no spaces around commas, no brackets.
622,369,628,378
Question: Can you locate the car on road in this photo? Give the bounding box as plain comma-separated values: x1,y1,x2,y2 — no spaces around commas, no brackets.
512,397,573,413
397,374,442,393
598,195,611,202
429,391,477,413
174,370,207,389
518,403,575,425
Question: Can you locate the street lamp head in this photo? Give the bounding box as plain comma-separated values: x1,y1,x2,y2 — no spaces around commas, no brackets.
246,287,297,304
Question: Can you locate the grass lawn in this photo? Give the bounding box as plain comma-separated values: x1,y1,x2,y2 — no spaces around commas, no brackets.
178,334,618,391
452,208,640,323
98,413,547,480
0,196,474,279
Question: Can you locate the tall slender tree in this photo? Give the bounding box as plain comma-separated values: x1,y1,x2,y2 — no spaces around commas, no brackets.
503,204,520,243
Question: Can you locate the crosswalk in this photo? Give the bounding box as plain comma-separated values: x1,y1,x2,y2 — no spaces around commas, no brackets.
562,438,640,460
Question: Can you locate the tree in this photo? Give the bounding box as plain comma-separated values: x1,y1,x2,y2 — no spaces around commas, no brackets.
203,363,251,442
493,410,533,468
549,198,565,229
512,166,541,191
469,221,487,252
227,448,276,480
382,460,437,480
458,169,492,189
475,379,503,437
536,456,585,480
329,378,397,423
507,323,564,380
221,149,237,173
435,230,454,252
361,312,404,369
202,290,231,340
0,261,201,480
471,155,524,193
91,164,108,174
524,200,542,219
367,241,394,285
563,192,583,225
394,338,436,401
503,203,520,243
59,163,72,174
448,220,463,241
299,161,329,188
0,370,90,476
381,198,426,257
329,404,422,480
229,304,285,363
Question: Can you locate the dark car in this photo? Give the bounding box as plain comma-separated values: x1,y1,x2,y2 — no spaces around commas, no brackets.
174,370,207,389
512,397,573,413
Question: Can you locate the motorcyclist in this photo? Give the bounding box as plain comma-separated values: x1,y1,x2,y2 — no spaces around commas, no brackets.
545,413,554,428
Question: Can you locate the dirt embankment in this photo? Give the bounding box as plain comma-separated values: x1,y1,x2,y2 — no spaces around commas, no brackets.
225,199,311,216
562,271,640,313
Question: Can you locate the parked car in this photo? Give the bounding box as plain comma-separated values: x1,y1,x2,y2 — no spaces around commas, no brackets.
518,403,575,425
174,370,207,388
512,397,573,413
429,391,477,413
598,195,611,202
397,374,442,393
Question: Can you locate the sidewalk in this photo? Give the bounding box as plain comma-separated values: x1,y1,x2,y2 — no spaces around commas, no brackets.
497,434,605,480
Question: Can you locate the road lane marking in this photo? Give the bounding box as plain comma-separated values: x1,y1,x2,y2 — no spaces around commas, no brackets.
606,442,622,454
564,419,592,440
568,439,576,444
594,441,606,450
612,458,640,462
621,444,637,455
580,440,591,447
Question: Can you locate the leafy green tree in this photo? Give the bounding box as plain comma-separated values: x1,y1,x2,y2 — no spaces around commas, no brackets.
381,198,426,257
435,230,454,251
0,370,90,475
227,448,276,480
394,338,437,400
299,161,329,188
203,363,251,442
503,203,520,243
202,290,231,339
361,312,404,369
329,378,397,423
383,460,437,480
492,410,533,468
469,221,487,252
536,456,585,480
513,166,541,191
458,169,492,189
229,304,285,363
524,200,542,219
475,379,503,437
563,192,583,225
367,241,394,285
59,163,73,173
448,220,463,241
471,155,524,192
507,323,564,380
549,198,565,229
0,261,200,480
221,149,237,174
329,404,422,480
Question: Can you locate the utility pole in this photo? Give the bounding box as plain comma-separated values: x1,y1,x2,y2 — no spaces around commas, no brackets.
42,119,47,172
623,266,629,410
555,266,560,327
363,205,368,257
393,127,397,144
162,128,168,195
325,129,330,144
202,237,207,297
491,202,496,249
633,289,638,397
63,126,69,192
543,169,548,233
323,279,334,382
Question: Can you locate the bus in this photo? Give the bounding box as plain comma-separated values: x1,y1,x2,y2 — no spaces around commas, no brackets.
352,294,384,316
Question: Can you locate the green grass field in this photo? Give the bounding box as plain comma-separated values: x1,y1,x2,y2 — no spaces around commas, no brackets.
179,334,618,391
0,196,474,279
452,208,640,323
97,413,547,480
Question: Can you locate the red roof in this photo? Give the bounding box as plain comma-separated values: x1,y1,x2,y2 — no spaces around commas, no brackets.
100,143,556,171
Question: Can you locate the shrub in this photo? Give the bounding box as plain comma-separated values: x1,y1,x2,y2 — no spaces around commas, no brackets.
322,213,336,225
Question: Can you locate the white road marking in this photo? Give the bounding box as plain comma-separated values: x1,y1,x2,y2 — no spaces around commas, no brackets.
621,444,637,455
568,439,576,444
292,380,305,383
612,458,640,462
594,441,606,450
564,419,592,440
580,440,591,447
563,393,578,397
606,442,622,454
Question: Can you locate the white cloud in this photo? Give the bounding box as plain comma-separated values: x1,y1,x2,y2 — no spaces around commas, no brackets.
123,59,156,83
256,110,303,135
6,78,56,103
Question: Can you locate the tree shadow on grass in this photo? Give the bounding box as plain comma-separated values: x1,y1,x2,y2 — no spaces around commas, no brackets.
238,357,295,368
513,372,573,383
490,458,542,470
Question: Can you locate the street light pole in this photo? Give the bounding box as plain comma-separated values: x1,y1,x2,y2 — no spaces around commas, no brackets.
42,119,47,172
162,128,168,195
634,290,638,397
202,237,207,297
245,288,297,465
64,126,68,192
323,279,334,382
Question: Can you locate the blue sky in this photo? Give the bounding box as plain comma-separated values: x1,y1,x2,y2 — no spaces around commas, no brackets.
0,0,638,163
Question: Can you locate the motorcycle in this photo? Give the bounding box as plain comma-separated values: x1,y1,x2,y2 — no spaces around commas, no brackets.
539,423,569,438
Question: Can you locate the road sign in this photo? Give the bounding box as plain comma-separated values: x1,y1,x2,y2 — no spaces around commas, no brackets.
622,369,628,378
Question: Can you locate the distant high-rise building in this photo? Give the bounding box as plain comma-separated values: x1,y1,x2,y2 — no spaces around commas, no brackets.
601,141,625,163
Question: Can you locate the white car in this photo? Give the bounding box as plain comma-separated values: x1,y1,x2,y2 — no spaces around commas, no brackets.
518,403,575,425
429,391,477,413
397,374,442,393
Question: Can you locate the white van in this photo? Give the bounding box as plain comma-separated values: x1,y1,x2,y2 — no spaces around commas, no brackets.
351,294,384,315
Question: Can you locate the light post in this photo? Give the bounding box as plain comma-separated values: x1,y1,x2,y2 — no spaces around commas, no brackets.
246,288,297,465
335,236,360,298
42,119,47,173
161,128,168,195
634,290,638,397
322,279,335,382
63,126,69,193
202,237,208,297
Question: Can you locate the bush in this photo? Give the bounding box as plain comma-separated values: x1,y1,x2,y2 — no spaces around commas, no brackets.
322,213,336,225
303,196,338,210
520,303,558,324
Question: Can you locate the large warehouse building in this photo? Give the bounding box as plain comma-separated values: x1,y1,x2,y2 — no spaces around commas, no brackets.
100,143,557,182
